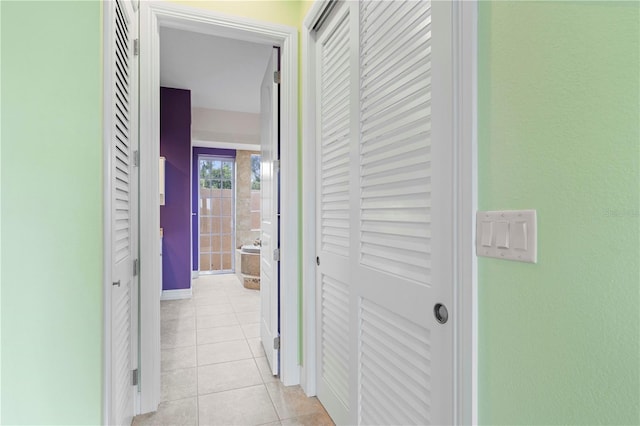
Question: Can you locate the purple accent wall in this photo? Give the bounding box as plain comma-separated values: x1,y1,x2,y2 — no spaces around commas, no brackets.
192,147,236,271
160,87,191,291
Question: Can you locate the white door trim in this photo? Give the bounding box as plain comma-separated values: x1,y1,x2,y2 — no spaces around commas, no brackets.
453,2,479,424
138,1,299,414
300,2,478,424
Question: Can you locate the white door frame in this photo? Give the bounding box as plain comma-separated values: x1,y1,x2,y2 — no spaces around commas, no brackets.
138,1,299,414
300,1,478,424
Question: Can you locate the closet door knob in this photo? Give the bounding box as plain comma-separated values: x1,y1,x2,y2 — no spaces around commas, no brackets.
434,303,448,324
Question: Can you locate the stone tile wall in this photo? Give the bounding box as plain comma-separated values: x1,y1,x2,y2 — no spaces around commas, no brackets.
236,150,261,249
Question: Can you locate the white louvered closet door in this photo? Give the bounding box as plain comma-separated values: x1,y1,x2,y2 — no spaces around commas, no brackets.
315,2,356,425
109,0,139,424
316,1,454,424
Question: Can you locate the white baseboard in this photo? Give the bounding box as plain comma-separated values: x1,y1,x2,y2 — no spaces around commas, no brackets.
160,288,193,301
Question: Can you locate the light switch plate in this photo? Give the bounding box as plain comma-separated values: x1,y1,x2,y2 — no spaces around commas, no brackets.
476,210,537,263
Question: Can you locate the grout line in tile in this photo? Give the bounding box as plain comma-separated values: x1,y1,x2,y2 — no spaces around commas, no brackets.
162,273,274,426
263,378,284,421
195,381,270,399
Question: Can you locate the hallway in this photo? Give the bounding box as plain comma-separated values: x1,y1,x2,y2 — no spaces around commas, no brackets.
133,274,333,425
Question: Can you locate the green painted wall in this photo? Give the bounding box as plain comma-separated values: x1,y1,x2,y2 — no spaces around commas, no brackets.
478,1,640,425
1,1,104,424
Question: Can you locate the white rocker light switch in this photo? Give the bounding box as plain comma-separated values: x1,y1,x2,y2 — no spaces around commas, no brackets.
476,210,537,263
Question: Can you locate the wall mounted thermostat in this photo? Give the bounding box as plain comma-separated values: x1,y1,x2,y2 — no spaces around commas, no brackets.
476,210,537,263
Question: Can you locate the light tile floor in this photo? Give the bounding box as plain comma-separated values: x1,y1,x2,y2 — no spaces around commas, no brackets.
133,274,334,426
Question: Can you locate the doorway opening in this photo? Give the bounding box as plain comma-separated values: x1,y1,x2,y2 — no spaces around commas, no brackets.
156,24,282,417
138,1,300,417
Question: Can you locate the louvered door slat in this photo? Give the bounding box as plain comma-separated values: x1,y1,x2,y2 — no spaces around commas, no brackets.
320,275,350,410
359,299,432,426
361,2,427,57
359,0,433,286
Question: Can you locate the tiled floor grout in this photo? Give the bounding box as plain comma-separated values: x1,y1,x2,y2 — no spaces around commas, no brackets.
134,273,333,426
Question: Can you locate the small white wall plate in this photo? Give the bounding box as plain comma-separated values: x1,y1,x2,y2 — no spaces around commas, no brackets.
476,210,537,263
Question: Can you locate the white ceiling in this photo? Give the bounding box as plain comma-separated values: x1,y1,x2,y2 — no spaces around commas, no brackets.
159,27,273,114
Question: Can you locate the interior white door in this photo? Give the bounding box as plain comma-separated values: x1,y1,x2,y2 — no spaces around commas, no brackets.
314,2,354,424
260,48,280,375
109,0,139,424
315,1,454,424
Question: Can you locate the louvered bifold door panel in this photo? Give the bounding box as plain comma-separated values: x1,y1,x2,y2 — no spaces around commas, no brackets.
359,0,432,284
320,275,350,409
320,11,351,259
359,299,432,426
315,2,354,425
110,0,137,424
355,0,453,424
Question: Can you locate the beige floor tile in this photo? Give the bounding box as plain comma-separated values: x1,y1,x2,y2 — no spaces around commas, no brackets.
247,337,266,358
161,346,196,372
204,273,238,282
197,339,253,366
161,367,197,402
194,294,231,307
241,323,261,338
219,281,244,289
234,302,261,314
198,385,279,425
132,397,197,426
226,286,258,296
196,302,235,316
156,274,332,426
197,312,239,329
197,359,263,395
266,382,324,420
161,298,195,308
161,300,195,320
192,285,228,297
279,409,335,426
236,310,260,324
161,329,196,349
230,292,260,302
254,357,278,383
161,316,196,333
226,291,256,300
229,295,260,306
197,324,245,345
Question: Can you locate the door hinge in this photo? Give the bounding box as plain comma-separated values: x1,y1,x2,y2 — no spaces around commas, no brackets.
273,248,280,262
133,150,139,167
132,369,139,386
273,70,281,84
133,258,139,277
274,336,280,350
274,159,280,172
133,38,140,56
